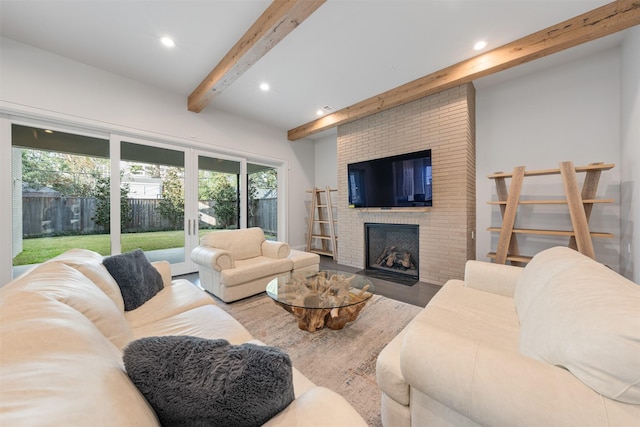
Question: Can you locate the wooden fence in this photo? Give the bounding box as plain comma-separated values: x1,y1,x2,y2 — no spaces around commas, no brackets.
21,196,277,237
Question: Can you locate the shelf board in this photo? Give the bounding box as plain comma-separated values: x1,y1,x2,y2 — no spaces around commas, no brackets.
311,234,333,240
487,227,613,238
487,199,614,205
309,249,335,257
488,163,614,179
486,252,533,263
306,188,337,193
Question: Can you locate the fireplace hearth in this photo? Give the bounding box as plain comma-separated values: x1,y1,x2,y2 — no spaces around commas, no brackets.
361,223,419,286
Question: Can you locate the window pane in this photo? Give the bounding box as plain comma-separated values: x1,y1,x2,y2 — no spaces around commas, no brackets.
198,155,240,233
11,125,110,276
248,163,277,240
121,141,185,264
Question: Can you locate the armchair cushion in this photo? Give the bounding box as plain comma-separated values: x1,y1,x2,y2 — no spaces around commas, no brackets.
221,257,292,287
123,336,295,427
200,227,266,260
103,249,164,311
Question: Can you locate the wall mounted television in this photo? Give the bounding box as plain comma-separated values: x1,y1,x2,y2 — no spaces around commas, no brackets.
348,149,432,209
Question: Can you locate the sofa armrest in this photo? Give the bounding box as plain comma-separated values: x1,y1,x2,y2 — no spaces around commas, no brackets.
261,240,291,259
151,261,172,288
464,260,523,297
400,325,620,427
190,246,233,271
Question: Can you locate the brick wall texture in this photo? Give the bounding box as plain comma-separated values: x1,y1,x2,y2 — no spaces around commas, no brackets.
336,83,476,285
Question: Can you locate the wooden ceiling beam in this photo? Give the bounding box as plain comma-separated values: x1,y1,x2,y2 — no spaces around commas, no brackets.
287,0,640,141
188,0,326,113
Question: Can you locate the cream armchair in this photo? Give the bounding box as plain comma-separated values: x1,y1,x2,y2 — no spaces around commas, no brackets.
190,227,319,302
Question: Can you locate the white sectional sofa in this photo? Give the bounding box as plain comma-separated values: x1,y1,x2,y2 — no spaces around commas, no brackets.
0,248,365,426
190,227,319,302
376,246,640,427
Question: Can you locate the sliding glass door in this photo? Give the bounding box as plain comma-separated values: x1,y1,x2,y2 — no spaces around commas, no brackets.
6,121,285,280
119,140,187,268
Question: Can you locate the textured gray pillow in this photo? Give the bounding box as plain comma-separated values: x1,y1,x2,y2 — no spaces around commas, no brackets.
123,336,295,427
102,249,163,311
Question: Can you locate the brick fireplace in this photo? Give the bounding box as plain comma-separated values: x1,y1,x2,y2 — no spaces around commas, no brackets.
337,83,476,286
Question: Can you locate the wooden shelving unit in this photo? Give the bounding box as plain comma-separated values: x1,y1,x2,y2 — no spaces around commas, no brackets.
487,161,614,265
306,186,338,259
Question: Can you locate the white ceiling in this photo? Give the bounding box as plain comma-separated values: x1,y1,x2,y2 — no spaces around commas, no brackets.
0,0,624,140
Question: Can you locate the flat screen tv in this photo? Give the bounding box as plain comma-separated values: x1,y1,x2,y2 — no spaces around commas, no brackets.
348,149,432,209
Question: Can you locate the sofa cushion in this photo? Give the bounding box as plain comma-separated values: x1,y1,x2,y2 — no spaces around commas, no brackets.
123,336,294,427
50,248,126,311
263,387,369,427
130,303,254,345
518,248,640,404
103,249,164,311
200,227,265,260
5,262,133,350
124,279,214,329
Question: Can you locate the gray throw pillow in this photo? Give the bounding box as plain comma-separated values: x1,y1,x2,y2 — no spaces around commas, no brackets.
123,336,295,427
102,249,163,311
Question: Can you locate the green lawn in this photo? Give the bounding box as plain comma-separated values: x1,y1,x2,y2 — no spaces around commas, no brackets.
14,228,276,266
13,230,211,266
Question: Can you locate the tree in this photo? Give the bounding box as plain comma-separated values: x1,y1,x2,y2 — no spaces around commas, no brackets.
21,149,106,197
92,176,132,232
248,168,277,195
208,174,238,229
157,168,184,230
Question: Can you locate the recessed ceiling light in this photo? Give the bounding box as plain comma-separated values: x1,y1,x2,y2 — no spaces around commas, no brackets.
316,110,324,116
474,40,487,51
44,129,53,134
260,83,270,91
160,36,175,48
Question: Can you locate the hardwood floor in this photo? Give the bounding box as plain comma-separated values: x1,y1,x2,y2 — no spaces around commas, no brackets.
176,255,441,308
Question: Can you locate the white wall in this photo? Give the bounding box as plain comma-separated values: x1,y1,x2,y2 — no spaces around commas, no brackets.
620,25,640,283
314,133,338,188
0,37,316,267
476,47,622,272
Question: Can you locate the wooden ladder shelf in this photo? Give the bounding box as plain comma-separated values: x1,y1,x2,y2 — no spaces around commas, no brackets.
306,187,338,259
487,161,614,265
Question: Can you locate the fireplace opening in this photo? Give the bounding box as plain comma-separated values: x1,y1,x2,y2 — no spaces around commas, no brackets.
360,223,419,286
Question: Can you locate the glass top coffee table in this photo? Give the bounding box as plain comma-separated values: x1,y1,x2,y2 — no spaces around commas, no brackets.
266,270,375,332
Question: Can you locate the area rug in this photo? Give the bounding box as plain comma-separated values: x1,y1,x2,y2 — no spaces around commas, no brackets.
215,293,422,426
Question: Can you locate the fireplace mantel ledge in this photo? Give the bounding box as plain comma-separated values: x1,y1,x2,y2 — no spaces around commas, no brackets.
351,207,432,213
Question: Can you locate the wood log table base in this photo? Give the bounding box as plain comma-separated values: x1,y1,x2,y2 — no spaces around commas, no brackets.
272,293,370,332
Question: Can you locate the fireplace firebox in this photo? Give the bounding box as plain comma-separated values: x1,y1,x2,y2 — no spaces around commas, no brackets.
363,223,418,285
